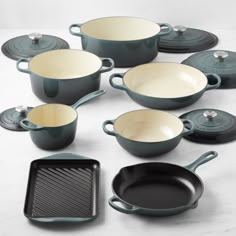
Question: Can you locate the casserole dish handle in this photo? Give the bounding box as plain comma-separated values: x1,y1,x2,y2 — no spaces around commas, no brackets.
69,23,83,37
181,119,194,136
102,120,117,136
185,151,218,172
109,73,127,91
109,196,139,214
99,58,115,73
158,23,172,36
16,58,31,74
205,73,221,90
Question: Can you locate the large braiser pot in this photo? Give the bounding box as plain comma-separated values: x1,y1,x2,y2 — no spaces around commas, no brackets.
69,16,172,67
16,49,114,104
110,63,221,109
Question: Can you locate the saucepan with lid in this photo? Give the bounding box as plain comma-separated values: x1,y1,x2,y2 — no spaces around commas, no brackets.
20,90,105,150
69,16,172,67
110,63,221,109
16,49,114,104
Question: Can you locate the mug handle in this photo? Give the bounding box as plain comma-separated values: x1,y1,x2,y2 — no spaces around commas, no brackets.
205,73,221,90
109,196,139,214
109,73,127,91
16,58,31,74
181,119,194,136
102,120,117,136
69,23,83,37
158,23,172,36
99,58,115,73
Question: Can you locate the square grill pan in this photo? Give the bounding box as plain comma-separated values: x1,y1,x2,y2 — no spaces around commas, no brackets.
24,153,100,222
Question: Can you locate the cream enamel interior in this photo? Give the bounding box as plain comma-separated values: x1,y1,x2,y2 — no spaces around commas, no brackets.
29,49,102,79
81,17,160,41
27,104,77,127
124,63,208,98
114,110,184,142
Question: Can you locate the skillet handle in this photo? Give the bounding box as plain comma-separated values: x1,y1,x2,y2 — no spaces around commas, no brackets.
109,196,139,214
99,58,115,73
109,73,127,91
69,23,83,37
16,58,31,74
158,23,172,36
181,119,194,136
205,73,221,90
71,90,106,109
102,120,117,136
185,151,218,173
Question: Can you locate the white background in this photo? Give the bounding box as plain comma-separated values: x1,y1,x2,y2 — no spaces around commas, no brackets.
0,1,236,236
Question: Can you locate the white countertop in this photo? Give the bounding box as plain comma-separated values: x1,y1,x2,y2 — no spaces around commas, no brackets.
0,29,236,236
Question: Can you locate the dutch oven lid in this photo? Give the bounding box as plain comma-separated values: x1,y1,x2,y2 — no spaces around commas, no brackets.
159,25,218,53
179,109,236,144
1,33,69,60
0,106,32,131
182,50,236,88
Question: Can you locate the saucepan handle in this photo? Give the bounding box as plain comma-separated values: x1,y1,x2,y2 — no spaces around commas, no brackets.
185,151,218,172
109,73,127,91
205,73,221,90
71,90,106,109
20,118,44,131
16,58,31,74
109,196,139,214
69,23,83,37
102,120,117,137
158,23,172,36
99,58,115,73
181,119,194,136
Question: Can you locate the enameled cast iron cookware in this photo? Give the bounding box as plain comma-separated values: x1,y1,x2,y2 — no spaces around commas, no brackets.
109,151,218,216
20,90,105,150
182,50,236,89
16,49,114,105
24,153,100,222
180,108,236,144
102,109,194,157
110,63,221,109
2,33,69,60
69,16,172,67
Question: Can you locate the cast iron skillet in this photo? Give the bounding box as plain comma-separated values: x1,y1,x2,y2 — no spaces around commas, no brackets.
109,151,217,216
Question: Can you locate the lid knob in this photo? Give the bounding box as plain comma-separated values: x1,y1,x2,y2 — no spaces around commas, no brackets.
28,33,42,44
15,106,29,115
173,25,187,36
203,110,218,120
213,51,229,62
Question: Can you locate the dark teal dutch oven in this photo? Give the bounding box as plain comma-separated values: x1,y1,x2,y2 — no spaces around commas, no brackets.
20,90,105,150
16,49,113,105
109,151,218,216
103,109,194,157
69,16,172,67
110,63,221,109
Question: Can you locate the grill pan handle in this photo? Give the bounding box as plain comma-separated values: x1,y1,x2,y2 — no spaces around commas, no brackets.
109,196,139,214
185,151,218,172
42,153,90,160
